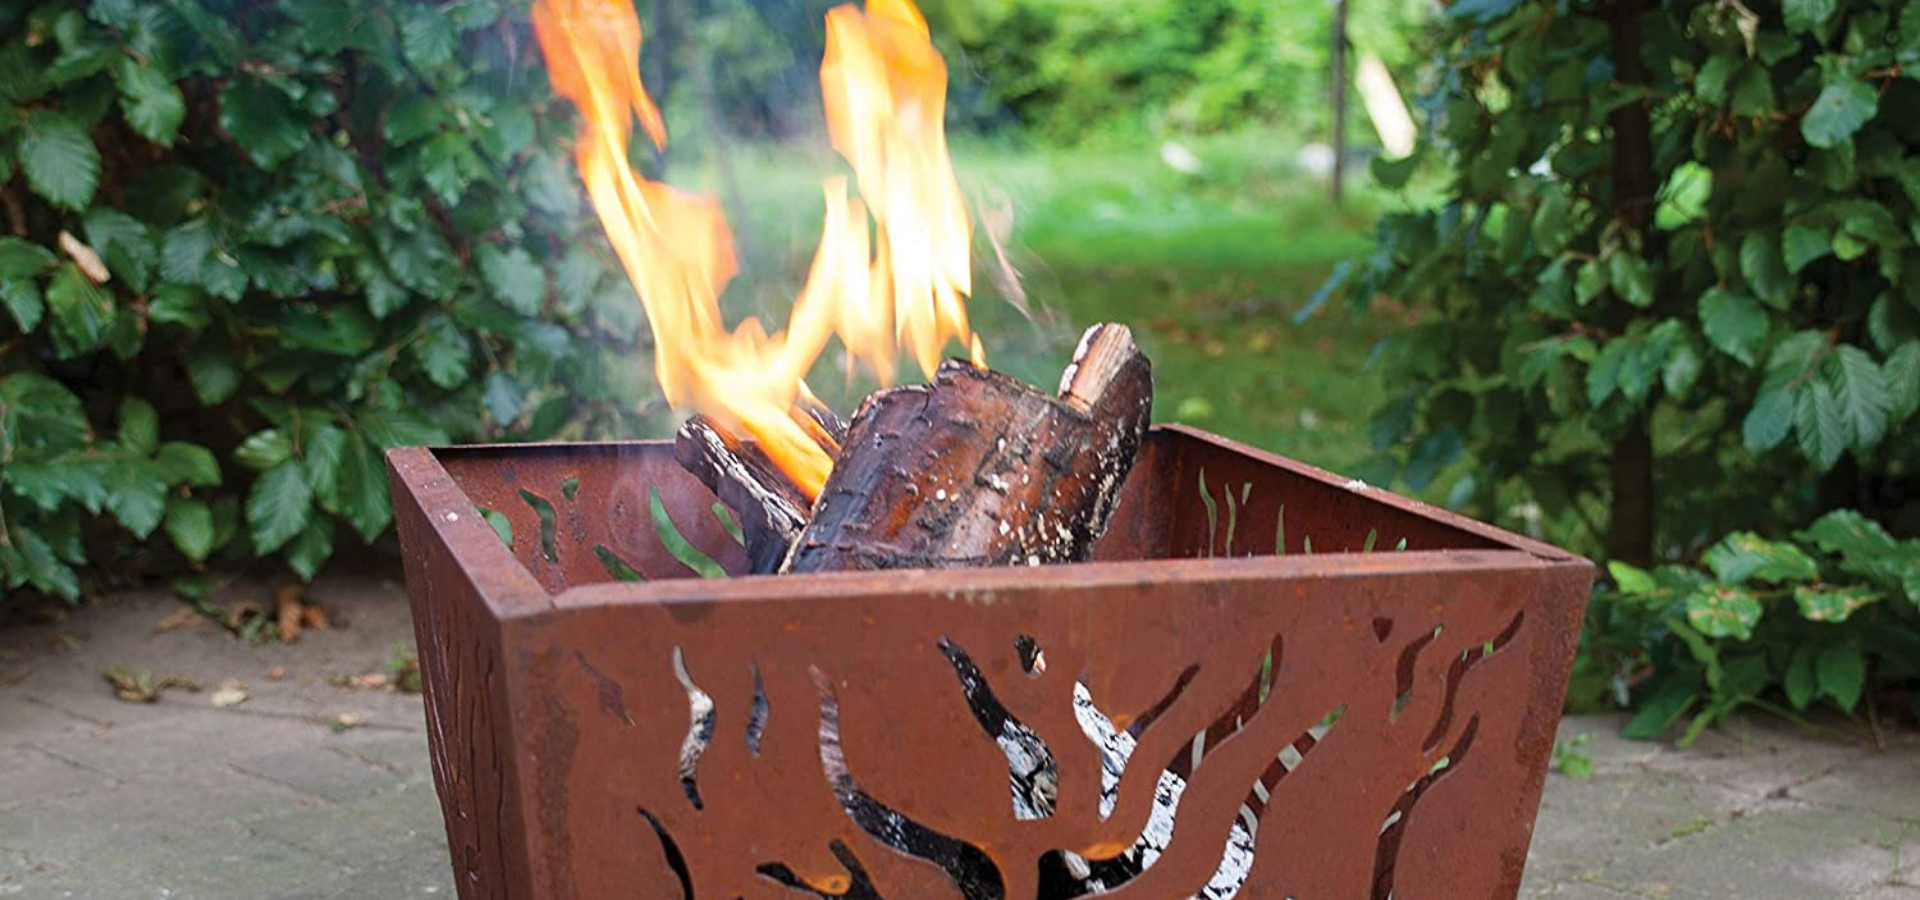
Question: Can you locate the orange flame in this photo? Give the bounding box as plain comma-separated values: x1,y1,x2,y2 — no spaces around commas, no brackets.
532,0,980,500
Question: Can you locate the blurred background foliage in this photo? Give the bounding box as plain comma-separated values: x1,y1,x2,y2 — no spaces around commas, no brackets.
1,0,1915,733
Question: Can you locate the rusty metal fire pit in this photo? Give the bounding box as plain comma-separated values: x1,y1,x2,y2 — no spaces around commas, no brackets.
387,425,1591,900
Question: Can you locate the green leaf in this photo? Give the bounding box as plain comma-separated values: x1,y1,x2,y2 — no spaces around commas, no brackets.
1685,585,1763,640
356,408,449,448
483,372,526,425
302,424,349,506
478,245,545,316
1699,289,1769,366
148,283,209,330
375,224,458,301
187,353,242,405
1886,342,1920,422
1784,224,1832,273
1795,381,1847,471
1609,561,1658,595
1739,232,1793,309
1784,0,1838,32
414,319,473,389
114,55,185,145
1575,260,1609,306
1587,339,1628,406
104,459,168,539
45,264,116,358
156,441,221,487
1815,644,1865,712
82,208,157,291
1608,253,1655,307
1622,677,1700,740
162,219,247,301
332,433,392,540
0,237,57,280
650,486,727,578
2,280,45,333
219,80,309,169
358,261,410,319
235,429,293,471
118,396,158,453
20,114,101,211
247,460,314,553
1531,188,1572,254
1664,340,1703,398
1828,345,1890,449
285,516,334,581
1704,531,1821,584
165,496,216,562
1784,646,1818,710
1802,80,1878,150
1793,585,1881,623
399,4,457,69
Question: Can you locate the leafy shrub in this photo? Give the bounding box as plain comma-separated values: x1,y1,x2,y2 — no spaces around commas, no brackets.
930,0,1433,142
1340,0,1920,726
0,0,662,601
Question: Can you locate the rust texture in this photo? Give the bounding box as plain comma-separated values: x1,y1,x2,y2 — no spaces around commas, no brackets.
388,426,1592,900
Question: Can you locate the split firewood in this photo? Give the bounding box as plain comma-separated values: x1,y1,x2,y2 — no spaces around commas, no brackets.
783,323,1152,573
675,416,816,575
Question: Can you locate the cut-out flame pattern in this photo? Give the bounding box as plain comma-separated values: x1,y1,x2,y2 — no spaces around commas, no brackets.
532,0,980,499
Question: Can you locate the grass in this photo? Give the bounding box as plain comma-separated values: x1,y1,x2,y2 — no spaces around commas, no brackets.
665,130,1396,475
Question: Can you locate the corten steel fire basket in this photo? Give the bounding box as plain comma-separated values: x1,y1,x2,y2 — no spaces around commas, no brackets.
387,425,1592,900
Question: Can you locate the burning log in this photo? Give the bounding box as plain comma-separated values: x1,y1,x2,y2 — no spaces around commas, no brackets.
785,323,1152,573
678,323,1152,576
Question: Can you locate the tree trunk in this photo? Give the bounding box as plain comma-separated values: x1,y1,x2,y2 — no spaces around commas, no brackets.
1605,0,1656,567
1330,0,1350,206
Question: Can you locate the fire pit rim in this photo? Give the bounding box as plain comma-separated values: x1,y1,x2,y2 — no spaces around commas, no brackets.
386,423,1589,619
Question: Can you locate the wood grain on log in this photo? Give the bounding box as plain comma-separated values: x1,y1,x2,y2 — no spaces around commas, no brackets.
784,324,1152,573
674,416,813,574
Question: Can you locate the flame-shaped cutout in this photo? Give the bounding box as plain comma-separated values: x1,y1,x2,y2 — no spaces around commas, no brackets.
938,637,1057,820
673,646,713,810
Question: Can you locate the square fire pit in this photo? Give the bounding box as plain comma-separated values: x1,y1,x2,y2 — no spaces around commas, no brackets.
387,425,1591,900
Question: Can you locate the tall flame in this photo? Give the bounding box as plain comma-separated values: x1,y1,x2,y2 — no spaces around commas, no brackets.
532,0,980,499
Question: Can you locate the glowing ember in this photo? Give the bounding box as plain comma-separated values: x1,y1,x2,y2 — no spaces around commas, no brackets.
532,0,981,499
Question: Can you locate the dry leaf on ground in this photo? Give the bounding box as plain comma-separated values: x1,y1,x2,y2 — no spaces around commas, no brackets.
329,713,365,732
210,679,249,708
155,607,204,633
275,584,305,643
104,668,202,703
267,666,286,681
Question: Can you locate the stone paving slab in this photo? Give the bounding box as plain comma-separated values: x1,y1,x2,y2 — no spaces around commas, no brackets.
2,572,1916,900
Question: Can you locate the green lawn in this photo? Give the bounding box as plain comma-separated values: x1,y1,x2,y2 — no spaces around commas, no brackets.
681,131,1396,475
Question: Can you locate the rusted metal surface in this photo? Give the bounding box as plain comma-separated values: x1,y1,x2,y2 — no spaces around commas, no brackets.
388,426,1592,900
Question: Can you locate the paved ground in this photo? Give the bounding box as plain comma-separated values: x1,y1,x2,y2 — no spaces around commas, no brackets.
1,572,1916,899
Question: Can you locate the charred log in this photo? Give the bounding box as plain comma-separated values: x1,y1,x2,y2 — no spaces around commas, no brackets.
674,416,815,574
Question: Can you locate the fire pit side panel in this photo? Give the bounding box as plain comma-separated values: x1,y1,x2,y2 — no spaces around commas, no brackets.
389,448,548,900
500,550,1587,900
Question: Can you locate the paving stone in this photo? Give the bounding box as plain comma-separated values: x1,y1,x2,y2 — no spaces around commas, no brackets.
1638,714,1878,800
1793,749,1920,823
0,744,116,812
1853,886,1920,900
0,763,325,872
230,741,416,804
1520,768,1750,892
246,781,448,871
7,823,340,900
1597,805,1904,900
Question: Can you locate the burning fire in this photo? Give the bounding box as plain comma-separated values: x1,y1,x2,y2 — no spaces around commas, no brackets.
532,0,981,499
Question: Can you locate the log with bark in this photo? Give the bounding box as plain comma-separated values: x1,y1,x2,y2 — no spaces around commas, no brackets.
674,322,1152,575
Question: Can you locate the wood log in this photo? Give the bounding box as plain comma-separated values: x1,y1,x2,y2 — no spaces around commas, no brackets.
674,416,815,574
783,323,1152,573
675,403,850,574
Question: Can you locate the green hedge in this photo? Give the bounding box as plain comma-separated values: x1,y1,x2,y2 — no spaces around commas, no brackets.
1341,0,1920,731
0,1,664,600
